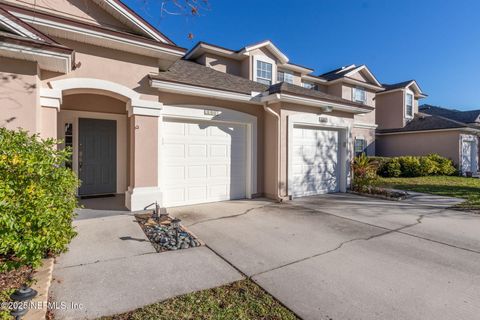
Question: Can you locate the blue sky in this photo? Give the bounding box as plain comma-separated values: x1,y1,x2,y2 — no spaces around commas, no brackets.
124,0,480,111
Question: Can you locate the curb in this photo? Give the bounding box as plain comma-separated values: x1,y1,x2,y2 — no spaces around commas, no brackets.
24,258,54,320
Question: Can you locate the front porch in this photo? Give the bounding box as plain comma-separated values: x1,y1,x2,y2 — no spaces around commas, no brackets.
40,78,163,211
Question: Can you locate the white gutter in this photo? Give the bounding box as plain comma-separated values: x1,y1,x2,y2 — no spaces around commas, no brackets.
261,93,372,114
150,79,263,105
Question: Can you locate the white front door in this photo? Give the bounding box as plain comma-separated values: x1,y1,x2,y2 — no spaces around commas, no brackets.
162,118,247,207
461,139,475,173
291,125,340,197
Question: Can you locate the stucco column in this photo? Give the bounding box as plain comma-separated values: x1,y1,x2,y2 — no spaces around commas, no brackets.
125,112,162,211
39,88,62,139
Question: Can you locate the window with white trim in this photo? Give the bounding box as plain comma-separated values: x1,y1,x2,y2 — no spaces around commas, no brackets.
353,87,366,104
354,138,367,157
406,93,414,117
302,81,318,90
256,60,272,85
277,70,294,84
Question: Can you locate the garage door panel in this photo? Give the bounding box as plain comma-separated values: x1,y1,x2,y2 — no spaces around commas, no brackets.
291,126,339,197
162,118,247,207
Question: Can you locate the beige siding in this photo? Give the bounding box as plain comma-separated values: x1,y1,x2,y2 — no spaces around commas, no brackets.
352,127,376,156
40,38,159,102
0,57,39,133
375,91,405,129
197,53,242,76
376,130,461,165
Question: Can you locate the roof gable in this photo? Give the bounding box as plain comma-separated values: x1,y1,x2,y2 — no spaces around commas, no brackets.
382,80,426,97
0,6,55,43
319,64,382,87
2,0,174,44
238,40,289,64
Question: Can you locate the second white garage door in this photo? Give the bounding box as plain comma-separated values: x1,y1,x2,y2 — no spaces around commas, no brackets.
162,118,247,207
291,125,340,197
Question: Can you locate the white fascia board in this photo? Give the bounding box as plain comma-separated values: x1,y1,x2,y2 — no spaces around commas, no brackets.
345,65,382,87
99,0,170,43
330,77,384,91
302,75,327,83
376,127,480,135
15,13,184,58
241,40,289,64
0,42,71,73
280,63,313,74
184,43,240,60
262,93,371,114
0,13,43,40
353,122,378,129
150,79,262,105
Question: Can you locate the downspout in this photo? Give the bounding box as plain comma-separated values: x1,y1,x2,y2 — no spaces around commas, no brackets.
263,103,288,202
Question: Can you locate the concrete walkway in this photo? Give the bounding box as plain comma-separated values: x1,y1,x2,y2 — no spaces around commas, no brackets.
170,193,480,320
50,203,243,319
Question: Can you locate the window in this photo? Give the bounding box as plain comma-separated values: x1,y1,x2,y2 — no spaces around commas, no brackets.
406,93,414,117
353,87,366,104
256,60,272,85
354,138,367,157
277,70,294,84
302,81,318,90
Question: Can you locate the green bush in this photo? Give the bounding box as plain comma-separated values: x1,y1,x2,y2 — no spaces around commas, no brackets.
0,128,79,271
426,154,456,175
379,158,401,177
398,156,421,177
418,157,437,176
375,154,456,178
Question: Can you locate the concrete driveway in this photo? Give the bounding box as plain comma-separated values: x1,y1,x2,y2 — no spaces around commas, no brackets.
50,196,243,319
170,193,480,320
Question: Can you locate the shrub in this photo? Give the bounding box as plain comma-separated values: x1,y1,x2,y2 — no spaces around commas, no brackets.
352,153,378,192
0,128,79,271
418,156,437,176
426,154,456,175
398,156,421,177
379,158,401,177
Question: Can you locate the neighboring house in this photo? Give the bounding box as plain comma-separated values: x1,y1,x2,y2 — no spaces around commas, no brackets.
6,0,452,211
184,42,383,157
375,81,480,174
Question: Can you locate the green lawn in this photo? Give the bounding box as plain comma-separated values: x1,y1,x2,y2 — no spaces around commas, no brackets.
100,279,298,320
379,176,480,209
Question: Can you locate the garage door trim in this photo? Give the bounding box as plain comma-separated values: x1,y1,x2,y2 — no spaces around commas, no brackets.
287,113,351,198
159,105,257,206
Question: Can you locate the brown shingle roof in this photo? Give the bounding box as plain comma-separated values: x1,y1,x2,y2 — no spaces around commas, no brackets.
150,59,269,95
151,60,375,112
376,113,479,134
268,82,374,110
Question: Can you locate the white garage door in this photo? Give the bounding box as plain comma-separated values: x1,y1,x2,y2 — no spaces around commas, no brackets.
291,125,339,197
162,118,247,207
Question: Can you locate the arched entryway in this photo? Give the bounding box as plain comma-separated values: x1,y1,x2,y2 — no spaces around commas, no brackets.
40,78,163,210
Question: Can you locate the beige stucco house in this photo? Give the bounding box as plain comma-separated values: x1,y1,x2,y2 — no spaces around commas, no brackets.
1,0,390,211
375,81,480,174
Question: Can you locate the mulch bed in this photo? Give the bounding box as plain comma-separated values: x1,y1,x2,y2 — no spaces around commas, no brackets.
0,265,33,293
135,213,202,252
350,187,409,201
